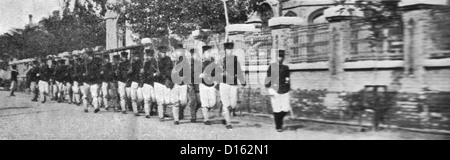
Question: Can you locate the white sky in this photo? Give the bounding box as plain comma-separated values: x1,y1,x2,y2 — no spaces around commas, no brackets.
0,0,448,35
0,0,63,34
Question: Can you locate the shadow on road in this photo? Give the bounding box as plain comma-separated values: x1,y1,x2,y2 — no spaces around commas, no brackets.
0,107,31,111
0,110,61,118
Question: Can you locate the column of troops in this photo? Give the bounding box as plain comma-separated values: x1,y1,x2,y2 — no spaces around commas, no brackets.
24,42,292,132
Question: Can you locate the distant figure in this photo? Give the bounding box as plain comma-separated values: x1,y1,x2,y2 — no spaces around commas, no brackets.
9,65,19,97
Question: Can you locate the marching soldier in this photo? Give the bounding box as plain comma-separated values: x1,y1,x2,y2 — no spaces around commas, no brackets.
186,49,202,123
199,46,218,126
117,52,130,114
56,59,67,103
100,54,113,111
82,55,102,113
72,56,84,106
220,42,246,130
27,60,40,101
154,46,173,122
38,59,51,103
170,45,189,125
140,48,158,119
111,55,121,112
81,54,92,113
128,51,143,116
49,59,58,101
89,55,103,113
65,59,75,104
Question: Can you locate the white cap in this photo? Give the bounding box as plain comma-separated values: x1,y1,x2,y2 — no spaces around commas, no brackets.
141,38,152,45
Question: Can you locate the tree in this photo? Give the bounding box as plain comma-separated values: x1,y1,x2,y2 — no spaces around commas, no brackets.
0,26,56,60
354,0,403,51
0,0,107,61
40,0,106,53
117,0,264,39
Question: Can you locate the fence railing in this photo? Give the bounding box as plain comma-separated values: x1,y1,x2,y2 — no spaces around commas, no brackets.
348,21,404,62
427,8,450,59
290,23,331,63
244,32,273,66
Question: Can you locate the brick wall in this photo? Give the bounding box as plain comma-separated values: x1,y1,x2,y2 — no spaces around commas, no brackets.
235,7,450,132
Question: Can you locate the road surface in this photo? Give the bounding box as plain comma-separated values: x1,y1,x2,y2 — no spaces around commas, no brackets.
0,91,448,140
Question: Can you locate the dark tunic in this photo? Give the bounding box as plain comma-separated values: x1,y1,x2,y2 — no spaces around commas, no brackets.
117,60,129,83
86,58,102,84
100,62,113,83
38,64,51,82
11,70,19,82
265,63,291,94
202,59,217,87
156,56,174,88
222,55,245,86
27,67,40,83
141,58,158,86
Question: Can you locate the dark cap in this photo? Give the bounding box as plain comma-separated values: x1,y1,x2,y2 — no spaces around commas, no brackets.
224,42,234,50
145,49,155,56
157,46,168,52
120,52,128,57
177,44,184,49
59,59,66,63
103,54,110,59
113,55,121,59
202,46,212,52
278,50,286,58
92,57,102,63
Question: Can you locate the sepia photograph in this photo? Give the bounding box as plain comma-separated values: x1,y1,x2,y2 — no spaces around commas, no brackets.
1,0,450,141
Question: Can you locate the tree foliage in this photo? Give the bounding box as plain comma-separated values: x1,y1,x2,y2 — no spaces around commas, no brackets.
0,0,107,61
117,0,264,39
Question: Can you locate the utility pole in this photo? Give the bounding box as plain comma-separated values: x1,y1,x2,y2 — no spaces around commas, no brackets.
222,0,230,42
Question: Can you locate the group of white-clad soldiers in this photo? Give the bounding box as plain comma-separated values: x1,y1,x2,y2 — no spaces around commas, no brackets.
25,42,258,130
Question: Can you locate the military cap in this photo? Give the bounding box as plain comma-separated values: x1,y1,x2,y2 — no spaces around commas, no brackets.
113,54,121,59
145,49,155,56
224,42,234,50
121,52,129,57
202,46,212,52
157,46,168,52
103,54,110,59
278,50,286,58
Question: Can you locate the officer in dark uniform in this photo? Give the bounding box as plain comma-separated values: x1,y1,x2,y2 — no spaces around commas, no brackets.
27,60,40,102
264,50,292,132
